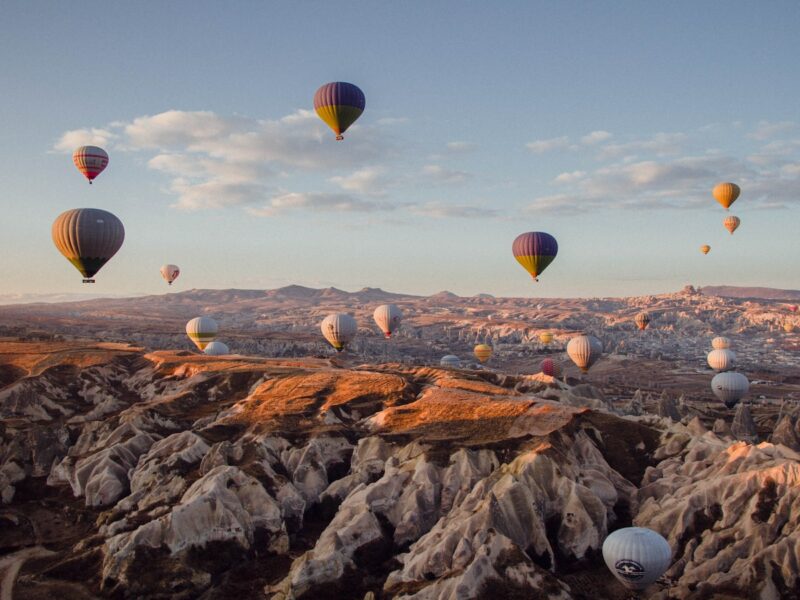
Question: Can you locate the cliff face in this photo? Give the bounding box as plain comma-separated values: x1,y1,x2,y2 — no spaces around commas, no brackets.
1,341,799,599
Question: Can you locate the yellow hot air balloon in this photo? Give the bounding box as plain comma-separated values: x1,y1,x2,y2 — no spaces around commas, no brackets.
784,322,795,333
700,244,711,255
539,332,554,345
474,344,492,363
186,317,218,350
723,215,740,235
712,182,740,210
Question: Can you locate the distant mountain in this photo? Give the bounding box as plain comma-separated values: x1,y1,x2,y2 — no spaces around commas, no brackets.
699,286,800,301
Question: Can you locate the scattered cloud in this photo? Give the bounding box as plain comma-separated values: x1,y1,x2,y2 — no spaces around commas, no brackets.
525,136,570,154
445,141,478,153
409,201,500,219
553,170,586,184
247,192,392,217
596,132,686,160
748,120,797,141
53,128,116,152
580,130,612,145
330,166,392,196
421,164,471,185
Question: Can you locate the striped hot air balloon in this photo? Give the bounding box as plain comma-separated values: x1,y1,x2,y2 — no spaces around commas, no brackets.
72,146,109,184
321,313,358,351
567,335,602,373
52,208,125,283
186,317,218,351
711,336,731,350
540,357,562,378
314,82,365,141
203,341,230,356
539,332,554,345
160,264,180,285
707,349,736,372
512,232,558,282
634,312,651,331
723,215,741,235
700,244,711,255
712,182,740,210
440,355,461,368
711,372,749,408
474,344,493,363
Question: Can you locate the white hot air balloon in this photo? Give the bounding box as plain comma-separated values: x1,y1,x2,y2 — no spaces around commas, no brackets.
160,264,180,285
373,304,402,338
203,341,230,356
603,527,672,591
707,349,736,372
711,372,750,408
567,334,603,373
440,355,461,368
186,317,218,351
321,313,358,352
711,336,731,350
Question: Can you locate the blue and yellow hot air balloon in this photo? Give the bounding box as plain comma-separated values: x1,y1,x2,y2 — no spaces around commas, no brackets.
512,232,558,281
314,82,365,141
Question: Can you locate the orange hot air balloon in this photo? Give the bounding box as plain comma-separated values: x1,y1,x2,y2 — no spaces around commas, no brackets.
712,182,740,210
474,344,492,363
73,146,109,184
700,244,711,255
634,312,651,331
723,215,741,235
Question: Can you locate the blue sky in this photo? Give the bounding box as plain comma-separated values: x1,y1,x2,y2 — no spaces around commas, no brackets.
1,1,799,299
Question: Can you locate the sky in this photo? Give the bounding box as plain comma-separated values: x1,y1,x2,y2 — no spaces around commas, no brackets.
1,1,799,299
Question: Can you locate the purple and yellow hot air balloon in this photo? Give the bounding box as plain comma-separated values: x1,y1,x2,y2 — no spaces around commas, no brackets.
512,232,558,282
314,82,365,141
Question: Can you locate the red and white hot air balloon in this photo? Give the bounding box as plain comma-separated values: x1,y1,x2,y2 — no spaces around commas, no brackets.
72,146,109,184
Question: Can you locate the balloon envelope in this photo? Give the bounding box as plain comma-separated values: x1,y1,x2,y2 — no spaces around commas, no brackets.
539,332,554,345
160,264,180,285
440,355,461,368
313,82,365,140
474,344,493,363
72,146,109,183
723,215,741,235
707,349,736,372
711,372,750,408
602,527,671,591
711,336,731,350
700,244,711,255
712,182,740,210
186,317,218,350
540,358,561,378
52,208,125,282
321,313,358,351
512,232,558,281
567,335,602,373
634,312,650,331
373,304,402,338
203,341,230,356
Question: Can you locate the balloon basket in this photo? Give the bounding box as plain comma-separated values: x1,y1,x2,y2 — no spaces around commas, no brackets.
82,279,95,284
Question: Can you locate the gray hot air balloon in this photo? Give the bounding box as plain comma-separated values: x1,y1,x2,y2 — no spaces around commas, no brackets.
711,336,731,350
707,349,736,372
602,527,671,591
321,313,358,352
203,341,230,356
711,372,750,408
567,334,603,373
52,208,125,283
440,355,461,368
186,317,218,351
373,304,402,338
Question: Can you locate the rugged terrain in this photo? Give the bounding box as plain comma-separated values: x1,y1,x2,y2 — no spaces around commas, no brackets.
2,340,800,599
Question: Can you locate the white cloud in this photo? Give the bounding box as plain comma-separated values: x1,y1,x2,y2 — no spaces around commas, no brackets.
421,164,470,184
329,166,392,195
53,128,116,152
247,192,393,217
525,136,571,154
580,130,612,145
596,132,686,160
749,120,797,141
445,141,478,153
553,170,586,184
410,201,500,219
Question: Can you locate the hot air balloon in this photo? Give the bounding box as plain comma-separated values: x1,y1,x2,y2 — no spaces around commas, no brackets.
313,82,365,141
160,264,180,286
711,372,749,408
712,182,740,210
440,355,461,368
602,527,671,591
700,244,711,255
540,357,562,378
723,215,741,235
539,332,554,345
52,208,125,283
512,232,558,282
186,317,218,351
321,313,358,352
474,344,493,363
373,304,402,339
788,305,798,313
634,312,651,331
711,336,731,350
72,146,109,184
707,349,736,372
567,335,603,374
784,322,796,333
204,341,230,356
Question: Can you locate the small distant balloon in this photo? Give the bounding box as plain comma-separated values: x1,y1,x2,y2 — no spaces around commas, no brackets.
321,313,358,352
634,312,650,331
784,322,795,333
540,357,561,378
186,317,218,351
160,264,180,285
72,146,109,184
788,305,798,313
314,82,365,141
373,304,402,338
567,335,602,373
440,355,461,368
474,344,493,363
204,341,230,356
539,332,554,345
711,336,731,350
707,349,736,372
711,371,749,408
723,215,741,235
512,232,558,282
700,244,711,255
712,182,740,210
